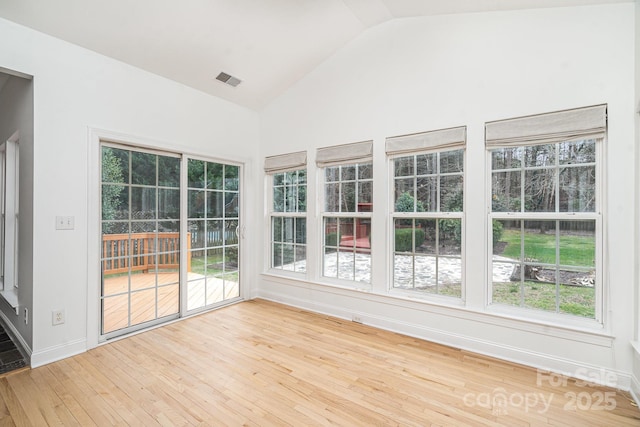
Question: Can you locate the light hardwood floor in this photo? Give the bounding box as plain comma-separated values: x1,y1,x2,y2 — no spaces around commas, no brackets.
1,299,639,426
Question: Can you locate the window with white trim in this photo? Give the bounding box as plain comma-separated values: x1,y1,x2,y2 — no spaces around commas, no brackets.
318,141,373,284
265,152,307,273
0,139,19,296
487,105,605,320
387,127,465,298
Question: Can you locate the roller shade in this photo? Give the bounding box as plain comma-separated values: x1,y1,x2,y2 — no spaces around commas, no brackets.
264,151,307,173
486,104,607,148
385,126,466,155
316,140,373,167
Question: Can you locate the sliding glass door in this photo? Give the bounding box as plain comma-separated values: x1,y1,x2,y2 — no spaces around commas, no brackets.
100,144,241,338
186,159,240,312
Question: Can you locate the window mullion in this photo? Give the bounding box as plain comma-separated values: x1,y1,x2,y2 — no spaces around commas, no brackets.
413,173,418,211
280,216,285,269
555,144,560,215
555,219,560,313
517,220,524,307
520,163,525,214
436,152,441,212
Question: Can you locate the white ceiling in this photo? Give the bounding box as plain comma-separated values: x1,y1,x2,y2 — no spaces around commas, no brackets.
0,0,631,110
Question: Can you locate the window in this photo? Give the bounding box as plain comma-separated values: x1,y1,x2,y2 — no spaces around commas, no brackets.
317,141,373,284
387,127,466,298
487,105,605,320
0,138,19,302
265,151,307,273
271,169,307,272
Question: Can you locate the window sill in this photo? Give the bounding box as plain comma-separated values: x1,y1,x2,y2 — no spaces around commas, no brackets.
0,288,19,314
266,268,307,280
387,287,465,308
262,270,371,292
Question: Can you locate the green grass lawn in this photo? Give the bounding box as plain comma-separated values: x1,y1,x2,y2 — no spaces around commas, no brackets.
407,280,595,319
495,228,596,318
190,253,223,275
191,254,222,275
492,281,595,318
500,228,595,266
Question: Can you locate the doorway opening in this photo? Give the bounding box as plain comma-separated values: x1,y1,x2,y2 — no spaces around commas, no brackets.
100,143,242,339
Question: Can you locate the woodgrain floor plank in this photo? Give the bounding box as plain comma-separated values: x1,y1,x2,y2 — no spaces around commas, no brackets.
48,359,124,426
0,299,638,426
0,379,25,427
28,366,95,427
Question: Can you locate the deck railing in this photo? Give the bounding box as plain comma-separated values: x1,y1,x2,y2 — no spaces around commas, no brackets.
102,232,191,275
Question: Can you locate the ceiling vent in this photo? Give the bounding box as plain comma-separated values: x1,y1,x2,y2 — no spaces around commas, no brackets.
215,71,242,87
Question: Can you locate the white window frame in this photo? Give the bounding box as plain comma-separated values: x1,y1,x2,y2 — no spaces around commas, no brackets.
385,126,466,301
320,161,373,286
184,154,243,316
314,140,374,287
264,151,307,277
388,147,465,300
0,136,19,309
268,168,307,275
485,106,605,324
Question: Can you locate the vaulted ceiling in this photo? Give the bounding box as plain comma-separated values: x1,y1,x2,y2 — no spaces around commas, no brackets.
0,0,631,110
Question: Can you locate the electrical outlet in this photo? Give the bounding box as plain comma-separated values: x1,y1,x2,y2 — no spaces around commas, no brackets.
352,315,363,324
52,309,65,326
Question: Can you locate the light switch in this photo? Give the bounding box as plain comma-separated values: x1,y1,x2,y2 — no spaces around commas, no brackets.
55,216,75,230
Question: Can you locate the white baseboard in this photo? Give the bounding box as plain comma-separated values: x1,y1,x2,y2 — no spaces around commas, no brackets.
30,339,87,368
630,375,640,408
257,290,633,392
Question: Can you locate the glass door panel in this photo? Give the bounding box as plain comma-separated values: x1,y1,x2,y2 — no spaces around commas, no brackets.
101,146,181,336
187,160,240,311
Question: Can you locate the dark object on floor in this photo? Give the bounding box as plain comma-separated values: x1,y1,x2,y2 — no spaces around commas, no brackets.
0,325,26,374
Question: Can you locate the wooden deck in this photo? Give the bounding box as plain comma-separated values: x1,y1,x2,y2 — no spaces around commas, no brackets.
0,299,638,425
102,272,239,334
102,232,191,275
339,236,371,250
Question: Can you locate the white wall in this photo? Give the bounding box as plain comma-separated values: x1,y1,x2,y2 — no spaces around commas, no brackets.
632,0,640,401
0,17,260,365
0,74,34,350
259,4,637,388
